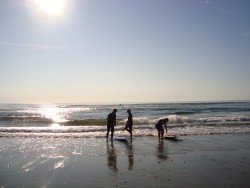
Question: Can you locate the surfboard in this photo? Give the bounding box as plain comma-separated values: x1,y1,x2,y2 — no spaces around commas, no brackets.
113,136,129,142
164,135,180,141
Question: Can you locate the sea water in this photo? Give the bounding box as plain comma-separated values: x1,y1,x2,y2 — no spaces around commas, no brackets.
0,102,249,137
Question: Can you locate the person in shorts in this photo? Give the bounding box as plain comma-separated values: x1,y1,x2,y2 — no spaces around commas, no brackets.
155,118,169,140
124,109,133,139
106,109,117,139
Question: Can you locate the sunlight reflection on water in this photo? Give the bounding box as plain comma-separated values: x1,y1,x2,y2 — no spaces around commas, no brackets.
39,106,67,123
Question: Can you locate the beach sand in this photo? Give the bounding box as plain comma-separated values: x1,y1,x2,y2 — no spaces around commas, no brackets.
0,134,250,187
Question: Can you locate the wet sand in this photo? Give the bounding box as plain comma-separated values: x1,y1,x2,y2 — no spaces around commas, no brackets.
0,134,250,187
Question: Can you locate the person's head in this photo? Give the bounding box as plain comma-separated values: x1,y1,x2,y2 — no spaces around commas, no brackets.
164,118,169,123
113,109,117,113
127,109,131,114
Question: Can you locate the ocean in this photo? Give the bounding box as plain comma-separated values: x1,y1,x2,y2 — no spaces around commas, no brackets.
0,102,250,138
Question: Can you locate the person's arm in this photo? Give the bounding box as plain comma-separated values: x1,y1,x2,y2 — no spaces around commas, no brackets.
164,123,167,132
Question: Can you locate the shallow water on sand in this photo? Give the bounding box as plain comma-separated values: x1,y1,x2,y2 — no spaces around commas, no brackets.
0,134,250,187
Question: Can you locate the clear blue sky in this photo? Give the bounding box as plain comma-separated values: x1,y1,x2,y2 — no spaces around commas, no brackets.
0,0,250,103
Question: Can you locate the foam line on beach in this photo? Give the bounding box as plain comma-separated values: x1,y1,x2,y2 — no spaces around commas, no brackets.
0,126,250,138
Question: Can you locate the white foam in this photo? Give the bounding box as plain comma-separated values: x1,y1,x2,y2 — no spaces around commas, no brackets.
0,125,249,138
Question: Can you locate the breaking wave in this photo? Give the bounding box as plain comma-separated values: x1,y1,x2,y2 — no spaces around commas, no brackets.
1,115,250,126
0,102,249,137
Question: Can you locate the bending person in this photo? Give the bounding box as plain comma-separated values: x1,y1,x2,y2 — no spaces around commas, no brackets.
155,118,169,140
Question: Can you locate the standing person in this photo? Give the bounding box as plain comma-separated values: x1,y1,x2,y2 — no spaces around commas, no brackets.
155,118,169,140
106,109,117,139
124,109,133,139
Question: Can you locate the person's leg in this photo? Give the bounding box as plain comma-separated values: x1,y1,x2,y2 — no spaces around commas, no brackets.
158,131,161,139
156,125,160,139
111,126,114,139
161,129,165,140
161,131,164,140
106,125,110,138
127,126,132,138
111,132,113,139
129,129,132,139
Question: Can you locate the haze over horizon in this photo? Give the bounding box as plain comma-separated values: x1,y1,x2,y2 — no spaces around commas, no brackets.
0,0,250,104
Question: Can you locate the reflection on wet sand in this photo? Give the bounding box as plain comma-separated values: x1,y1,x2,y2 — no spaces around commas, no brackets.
106,140,118,172
124,139,134,170
106,139,134,171
156,140,168,160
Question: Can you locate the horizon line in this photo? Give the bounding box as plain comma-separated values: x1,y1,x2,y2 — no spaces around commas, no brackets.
0,99,249,105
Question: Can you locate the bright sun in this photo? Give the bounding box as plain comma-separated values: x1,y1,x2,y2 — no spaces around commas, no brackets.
31,0,68,17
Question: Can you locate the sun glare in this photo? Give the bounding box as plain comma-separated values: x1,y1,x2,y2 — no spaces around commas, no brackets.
30,0,68,18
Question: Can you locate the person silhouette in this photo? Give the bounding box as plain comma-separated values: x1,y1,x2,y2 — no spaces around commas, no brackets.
106,109,117,139
155,118,169,140
124,109,133,139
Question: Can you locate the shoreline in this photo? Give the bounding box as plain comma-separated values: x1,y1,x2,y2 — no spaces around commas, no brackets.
0,125,250,138
0,134,250,187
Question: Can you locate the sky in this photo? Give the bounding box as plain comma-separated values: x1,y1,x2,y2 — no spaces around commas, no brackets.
0,0,250,104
